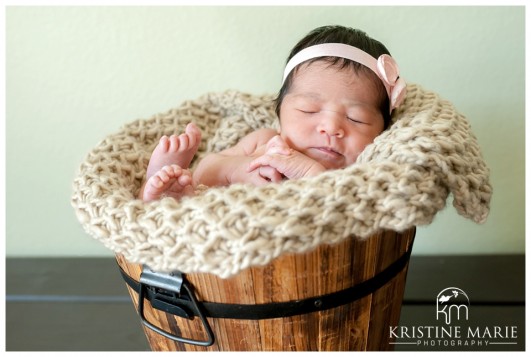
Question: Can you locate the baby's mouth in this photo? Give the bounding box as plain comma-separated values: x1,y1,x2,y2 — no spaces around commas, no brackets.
308,147,345,165
314,147,342,157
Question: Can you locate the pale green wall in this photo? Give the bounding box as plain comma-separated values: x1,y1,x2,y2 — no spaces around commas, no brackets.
6,6,525,257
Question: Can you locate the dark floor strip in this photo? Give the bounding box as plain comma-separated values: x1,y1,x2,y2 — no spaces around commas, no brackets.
6,295,131,303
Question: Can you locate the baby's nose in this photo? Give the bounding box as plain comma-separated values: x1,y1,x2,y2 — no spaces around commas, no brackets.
318,111,345,138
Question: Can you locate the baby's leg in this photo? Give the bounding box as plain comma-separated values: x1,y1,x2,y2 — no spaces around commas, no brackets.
146,122,202,179
142,165,194,202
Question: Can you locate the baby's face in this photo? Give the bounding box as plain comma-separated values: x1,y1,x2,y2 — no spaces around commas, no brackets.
279,60,384,170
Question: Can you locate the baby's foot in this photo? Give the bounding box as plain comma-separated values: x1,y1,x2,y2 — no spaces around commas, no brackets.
143,165,194,202
146,123,202,178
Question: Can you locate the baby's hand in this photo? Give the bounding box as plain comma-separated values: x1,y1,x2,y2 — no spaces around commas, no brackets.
263,135,292,156
231,136,287,185
248,136,326,180
229,156,283,186
254,165,284,184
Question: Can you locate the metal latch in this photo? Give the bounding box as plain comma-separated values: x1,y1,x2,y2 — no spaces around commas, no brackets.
137,265,215,347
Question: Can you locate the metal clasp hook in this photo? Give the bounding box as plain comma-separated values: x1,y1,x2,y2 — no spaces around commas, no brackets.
137,266,214,347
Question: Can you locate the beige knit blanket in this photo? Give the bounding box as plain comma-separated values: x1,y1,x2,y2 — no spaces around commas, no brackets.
71,84,492,278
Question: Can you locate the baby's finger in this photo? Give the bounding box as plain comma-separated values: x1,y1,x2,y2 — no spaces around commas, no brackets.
248,155,272,172
252,175,272,187
259,166,282,183
242,170,270,186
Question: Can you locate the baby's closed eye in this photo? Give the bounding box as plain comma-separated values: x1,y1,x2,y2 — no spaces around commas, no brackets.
297,106,320,114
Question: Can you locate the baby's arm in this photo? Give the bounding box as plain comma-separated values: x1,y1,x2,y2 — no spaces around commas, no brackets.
248,136,326,180
192,128,279,187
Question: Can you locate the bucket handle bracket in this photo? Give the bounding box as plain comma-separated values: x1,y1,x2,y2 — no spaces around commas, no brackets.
137,266,215,347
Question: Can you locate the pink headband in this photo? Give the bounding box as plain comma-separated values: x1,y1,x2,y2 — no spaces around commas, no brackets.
282,43,407,113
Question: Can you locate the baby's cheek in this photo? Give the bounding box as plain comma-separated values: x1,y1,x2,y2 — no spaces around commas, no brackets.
278,133,297,150
347,142,372,164
342,148,363,166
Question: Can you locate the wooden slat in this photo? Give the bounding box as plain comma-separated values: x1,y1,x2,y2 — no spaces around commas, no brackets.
366,229,414,350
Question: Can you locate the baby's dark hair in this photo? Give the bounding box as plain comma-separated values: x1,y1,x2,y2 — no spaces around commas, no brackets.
275,25,392,130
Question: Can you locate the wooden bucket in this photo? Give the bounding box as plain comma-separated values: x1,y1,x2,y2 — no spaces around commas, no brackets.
116,228,415,351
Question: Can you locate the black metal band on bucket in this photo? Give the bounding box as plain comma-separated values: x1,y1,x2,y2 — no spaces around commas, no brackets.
117,239,413,321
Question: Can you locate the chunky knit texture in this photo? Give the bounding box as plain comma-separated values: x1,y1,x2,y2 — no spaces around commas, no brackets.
71,84,492,278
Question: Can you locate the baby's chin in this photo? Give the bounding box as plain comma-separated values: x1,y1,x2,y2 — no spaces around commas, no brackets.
321,161,347,170
306,152,347,171
314,154,359,171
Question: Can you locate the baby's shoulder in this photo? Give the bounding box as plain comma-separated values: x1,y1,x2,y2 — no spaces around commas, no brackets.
235,128,278,156
250,128,278,144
